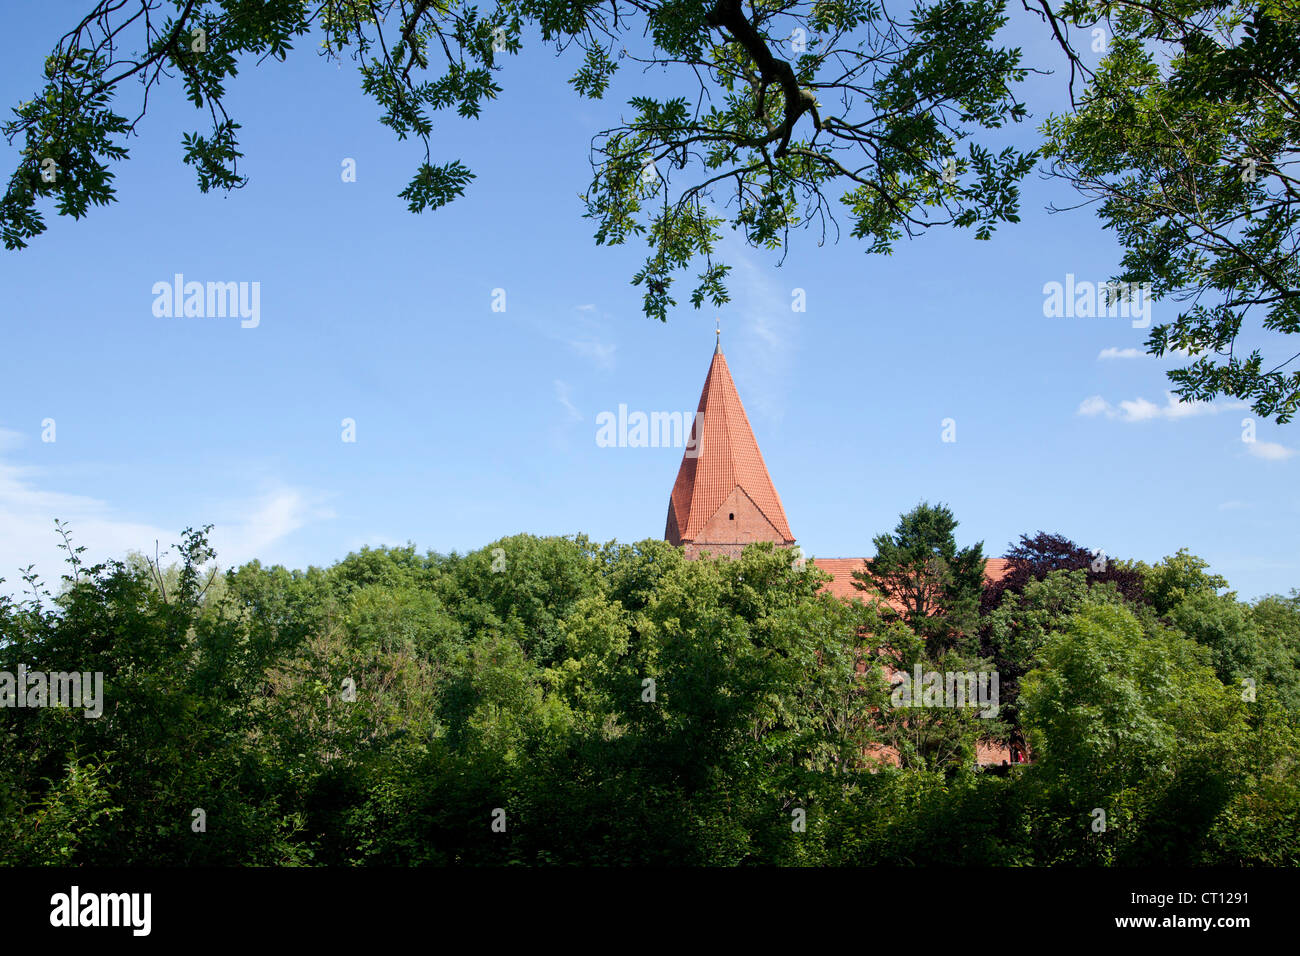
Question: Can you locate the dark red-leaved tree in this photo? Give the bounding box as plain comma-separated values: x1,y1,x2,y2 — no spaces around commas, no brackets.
981,531,1146,618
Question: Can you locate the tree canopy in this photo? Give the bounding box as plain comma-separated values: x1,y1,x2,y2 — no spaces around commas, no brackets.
3,513,1296,865
7,2,1299,418
1041,0,1300,421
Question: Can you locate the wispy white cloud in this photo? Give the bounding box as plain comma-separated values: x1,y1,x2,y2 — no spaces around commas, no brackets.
1096,346,1200,360
506,301,617,371
0,454,333,594
554,379,582,422
0,458,170,592
530,304,616,370
207,488,336,559
1218,500,1249,510
720,243,799,422
1245,440,1296,461
1077,391,1244,422
568,339,617,370
1078,395,1110,417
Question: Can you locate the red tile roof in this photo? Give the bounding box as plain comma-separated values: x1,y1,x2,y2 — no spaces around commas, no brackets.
812,557,1015,605
815,557,1019,766
666,347,794,545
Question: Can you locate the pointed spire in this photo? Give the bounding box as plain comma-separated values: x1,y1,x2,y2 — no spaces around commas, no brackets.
665,338,794,553
715,317,722,354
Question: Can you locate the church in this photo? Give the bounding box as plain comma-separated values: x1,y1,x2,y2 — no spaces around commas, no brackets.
664,328,1013,595
664,330,1016,765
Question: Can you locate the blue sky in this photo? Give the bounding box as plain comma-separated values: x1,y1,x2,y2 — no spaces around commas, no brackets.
1,3,1296,600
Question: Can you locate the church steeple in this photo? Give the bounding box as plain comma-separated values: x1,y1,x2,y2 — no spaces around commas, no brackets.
665,335,795,558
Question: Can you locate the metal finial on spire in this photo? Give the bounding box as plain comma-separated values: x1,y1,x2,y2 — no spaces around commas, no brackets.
715,318,722,354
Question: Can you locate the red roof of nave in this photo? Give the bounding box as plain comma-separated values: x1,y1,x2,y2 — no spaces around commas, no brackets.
812,557,1015,607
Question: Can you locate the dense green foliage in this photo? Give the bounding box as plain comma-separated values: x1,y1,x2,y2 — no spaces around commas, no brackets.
2,512,1297,866
852,501,986,654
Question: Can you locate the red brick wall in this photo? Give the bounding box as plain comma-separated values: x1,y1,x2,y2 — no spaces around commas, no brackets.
682,486,793,559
